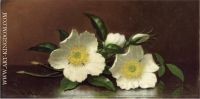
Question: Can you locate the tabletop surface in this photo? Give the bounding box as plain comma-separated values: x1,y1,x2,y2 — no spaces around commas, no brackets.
1,65,199,98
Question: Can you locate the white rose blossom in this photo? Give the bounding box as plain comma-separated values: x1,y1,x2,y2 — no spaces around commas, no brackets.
110,45,159,90
105,33,126,47
48,29,105,82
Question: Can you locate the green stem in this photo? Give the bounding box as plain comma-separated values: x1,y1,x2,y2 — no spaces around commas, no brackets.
16,71,63,78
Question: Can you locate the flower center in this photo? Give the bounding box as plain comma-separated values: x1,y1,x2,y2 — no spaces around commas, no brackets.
129,65,136,72
67,46,88,65
120,60,143,78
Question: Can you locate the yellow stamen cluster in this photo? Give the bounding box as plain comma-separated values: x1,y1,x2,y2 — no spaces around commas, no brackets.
120,60,143,78
67,46,88,65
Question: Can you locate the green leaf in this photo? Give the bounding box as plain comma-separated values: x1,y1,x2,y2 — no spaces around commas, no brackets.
57,29,69,41
28,42,58,53
105,44,123,54
154,53,165,77
158,65,166,77
87,76,115,91
154,53,165,65
166,64,184,82
85,13,108,41
60,77,79,91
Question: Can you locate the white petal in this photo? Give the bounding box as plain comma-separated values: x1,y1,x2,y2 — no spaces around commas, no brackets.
117,77,139,90
128,45,144,60
48,48,69,69
109,54,125,79
112,45,143,62
63,65,88,82
85,53,105,76
79,31,98,52
139,72,157,88
59,29,79,48
141,54,159,73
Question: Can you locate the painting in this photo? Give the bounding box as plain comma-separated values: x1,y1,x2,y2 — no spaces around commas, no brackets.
1,0,199,98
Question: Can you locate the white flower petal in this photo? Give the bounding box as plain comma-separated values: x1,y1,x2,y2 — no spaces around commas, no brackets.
117,77,139,90
48,48,69,69
141,54,159,73
63,65,88,82
128,45,144,60
109,54,125,79
86,53,105,76
60,29,79,48
79,31,98,52
139,72,157,88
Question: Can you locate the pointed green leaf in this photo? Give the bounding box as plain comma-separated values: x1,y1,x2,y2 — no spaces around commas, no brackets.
154,53,165,77
57,29,69,41
158,65,166,77
154,53,165,65
87,76,115,91
60,77,79,91
105,44,123,54
85,13,108,41
29,42,58,53
166,64,184,82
